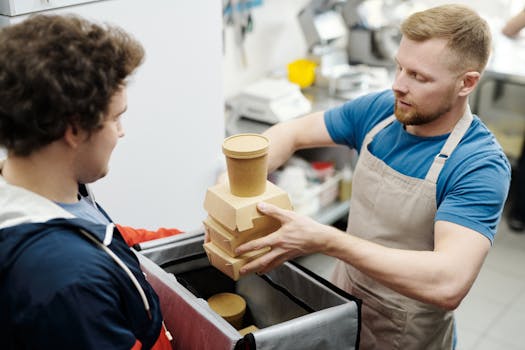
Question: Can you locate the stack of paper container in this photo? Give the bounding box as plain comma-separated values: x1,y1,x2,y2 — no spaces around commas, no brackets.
203,134,293,280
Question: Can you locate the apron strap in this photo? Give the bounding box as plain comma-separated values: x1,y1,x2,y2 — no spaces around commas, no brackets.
425,105,473,183
361,115,396,153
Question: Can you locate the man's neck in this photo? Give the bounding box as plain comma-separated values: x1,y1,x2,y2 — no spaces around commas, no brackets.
2,147,79,203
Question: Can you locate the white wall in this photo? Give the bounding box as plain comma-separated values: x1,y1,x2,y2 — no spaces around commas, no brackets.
1,0,224,230
88,0,224,231
425,0,518,19
223,0,310,98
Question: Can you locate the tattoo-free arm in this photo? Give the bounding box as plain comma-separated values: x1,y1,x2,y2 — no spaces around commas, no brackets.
237,203,490,310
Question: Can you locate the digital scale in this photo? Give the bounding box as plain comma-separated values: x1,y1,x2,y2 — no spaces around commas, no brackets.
229,78,312,124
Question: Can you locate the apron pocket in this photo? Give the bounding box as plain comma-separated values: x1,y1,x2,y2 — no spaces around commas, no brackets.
351,284,407,350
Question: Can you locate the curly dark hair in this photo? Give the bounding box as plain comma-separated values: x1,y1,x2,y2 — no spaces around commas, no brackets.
0,14,145,156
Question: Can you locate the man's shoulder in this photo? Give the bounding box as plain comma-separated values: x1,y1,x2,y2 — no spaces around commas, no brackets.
442,115,512,189
4,223,114,283
461,116,511,166
325,90,395,147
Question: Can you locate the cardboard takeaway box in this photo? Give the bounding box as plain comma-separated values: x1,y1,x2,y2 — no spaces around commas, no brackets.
203,242,270,281
203,181,293,280
203,181,292,232
203,215,280,257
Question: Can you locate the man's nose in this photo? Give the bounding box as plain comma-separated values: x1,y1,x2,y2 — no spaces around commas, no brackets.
392,71,408,95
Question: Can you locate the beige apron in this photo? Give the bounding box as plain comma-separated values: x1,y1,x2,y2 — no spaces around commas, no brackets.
332,107,473,350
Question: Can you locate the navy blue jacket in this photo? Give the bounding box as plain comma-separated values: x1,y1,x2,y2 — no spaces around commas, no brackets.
0,179,163,349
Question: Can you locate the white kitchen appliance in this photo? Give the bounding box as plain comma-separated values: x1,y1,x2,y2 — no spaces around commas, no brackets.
229,78,312,124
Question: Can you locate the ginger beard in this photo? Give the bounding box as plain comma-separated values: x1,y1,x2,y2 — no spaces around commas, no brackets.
394,85,457,127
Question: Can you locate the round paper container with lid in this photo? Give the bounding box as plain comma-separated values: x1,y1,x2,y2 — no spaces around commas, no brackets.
207,292,247,329
222,133,269,159
222,133,269,197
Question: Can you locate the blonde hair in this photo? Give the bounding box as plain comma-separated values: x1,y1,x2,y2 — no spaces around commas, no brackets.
401,4,491,73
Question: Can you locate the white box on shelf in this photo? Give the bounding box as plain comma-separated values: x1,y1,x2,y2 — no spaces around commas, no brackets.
293,172,342,216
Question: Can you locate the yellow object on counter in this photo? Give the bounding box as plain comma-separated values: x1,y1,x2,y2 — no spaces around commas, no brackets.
287,59,317,88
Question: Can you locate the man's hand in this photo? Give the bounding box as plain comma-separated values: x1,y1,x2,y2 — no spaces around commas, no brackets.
235,202,332,275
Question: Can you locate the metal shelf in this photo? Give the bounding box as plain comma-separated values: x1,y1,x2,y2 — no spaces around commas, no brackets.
312,200,350,225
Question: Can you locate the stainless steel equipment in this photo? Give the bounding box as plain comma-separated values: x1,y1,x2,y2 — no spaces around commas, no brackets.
297,0,418,67
342,0,405,67
136,230,361,350
298,0,348,51
297,0,350,75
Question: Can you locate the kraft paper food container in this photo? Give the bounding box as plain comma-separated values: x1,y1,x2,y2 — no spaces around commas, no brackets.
238,325,259,336
222,133,269,197
203,181,293,232
207,292,246,329
203,242,270,281
204,216,280,257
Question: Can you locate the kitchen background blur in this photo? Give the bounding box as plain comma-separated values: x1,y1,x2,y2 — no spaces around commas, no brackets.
0,0,523,229
1,1,525,349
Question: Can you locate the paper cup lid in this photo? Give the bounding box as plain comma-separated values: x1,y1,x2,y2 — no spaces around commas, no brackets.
222,133,269,159
207,292,246,319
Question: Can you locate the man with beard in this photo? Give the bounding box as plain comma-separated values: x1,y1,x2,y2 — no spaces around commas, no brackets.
234,4,510,350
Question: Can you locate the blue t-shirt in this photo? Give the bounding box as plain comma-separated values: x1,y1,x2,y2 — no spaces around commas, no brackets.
57,196,110,225
325,90,511,243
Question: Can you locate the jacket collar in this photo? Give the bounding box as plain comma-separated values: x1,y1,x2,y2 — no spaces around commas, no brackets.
0,159,112,245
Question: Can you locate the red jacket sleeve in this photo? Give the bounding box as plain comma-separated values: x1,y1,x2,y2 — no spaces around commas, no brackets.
131,324,172,350
116,224,183,247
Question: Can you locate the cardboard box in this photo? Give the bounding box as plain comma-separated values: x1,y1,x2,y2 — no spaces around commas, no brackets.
203,181,293,232
204,216,280,257
203,242,270,281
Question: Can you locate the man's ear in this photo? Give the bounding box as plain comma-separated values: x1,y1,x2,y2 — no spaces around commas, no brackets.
458,71,481,97
63,124,82,148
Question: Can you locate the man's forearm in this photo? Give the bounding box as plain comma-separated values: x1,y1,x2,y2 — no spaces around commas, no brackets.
263,111,334,172
263,122,298,172
323,222,489,310
502,11,525,37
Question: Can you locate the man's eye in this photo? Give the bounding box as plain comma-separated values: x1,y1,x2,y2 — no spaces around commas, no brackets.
415,74,426,82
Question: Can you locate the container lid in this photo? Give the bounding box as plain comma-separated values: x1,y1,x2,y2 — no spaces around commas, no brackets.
222,133,269,159
207,292,246,320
